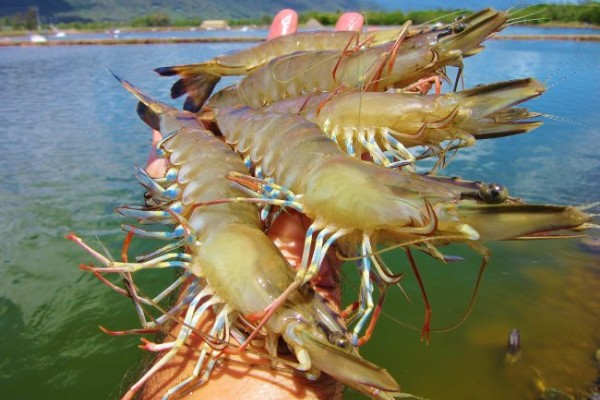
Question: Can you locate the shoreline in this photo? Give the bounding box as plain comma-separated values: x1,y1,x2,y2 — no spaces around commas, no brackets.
1,34,599,47
0,37,265,47
492,34,600,42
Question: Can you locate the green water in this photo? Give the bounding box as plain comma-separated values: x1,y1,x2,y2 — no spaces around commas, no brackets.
0,36,598,399
345,240,600,399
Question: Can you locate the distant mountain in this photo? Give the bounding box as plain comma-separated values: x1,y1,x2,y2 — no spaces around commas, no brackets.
371,0,577,11
0,0,381,22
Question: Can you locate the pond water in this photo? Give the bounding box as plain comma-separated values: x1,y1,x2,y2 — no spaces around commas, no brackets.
3,23,598,44
0,34,598,399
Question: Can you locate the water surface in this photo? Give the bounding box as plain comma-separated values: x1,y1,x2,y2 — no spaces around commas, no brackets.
3,24,597,44
0,36,598,399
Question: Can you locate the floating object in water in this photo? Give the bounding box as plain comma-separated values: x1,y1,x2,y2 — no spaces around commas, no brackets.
579,235,600,253
507,328,521,355
505,328,521,365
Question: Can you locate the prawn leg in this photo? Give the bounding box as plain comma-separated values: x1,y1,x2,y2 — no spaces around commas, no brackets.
164,304,233,398
122,290,220,400
68,233,191,273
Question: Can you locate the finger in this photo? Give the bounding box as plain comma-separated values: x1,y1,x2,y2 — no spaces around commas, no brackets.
267,210,342,308
334,12,364,32
267,9,298,40
145,129,168,178
267,210,309,269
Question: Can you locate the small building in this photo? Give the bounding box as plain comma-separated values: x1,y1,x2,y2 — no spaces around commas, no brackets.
200,20,229,30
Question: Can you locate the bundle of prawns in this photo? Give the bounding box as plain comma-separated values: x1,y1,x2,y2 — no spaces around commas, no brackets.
70,77,405,400
197,8,531,172
185,7,590,353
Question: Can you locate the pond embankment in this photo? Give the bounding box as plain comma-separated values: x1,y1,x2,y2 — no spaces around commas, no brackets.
1,34,599,47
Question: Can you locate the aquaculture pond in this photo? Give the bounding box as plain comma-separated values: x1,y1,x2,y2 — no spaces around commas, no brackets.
0,32,598,399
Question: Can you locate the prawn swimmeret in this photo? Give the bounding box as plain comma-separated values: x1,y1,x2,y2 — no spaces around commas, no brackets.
70,78,403,400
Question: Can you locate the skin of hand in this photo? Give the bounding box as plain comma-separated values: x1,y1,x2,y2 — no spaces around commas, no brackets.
267,8,298,40
137,10,363,400
145,129,167,178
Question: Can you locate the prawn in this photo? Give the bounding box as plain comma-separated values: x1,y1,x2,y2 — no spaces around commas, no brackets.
70,77,403,400
213,106,592,343
257,77,545,169
155,27,408,111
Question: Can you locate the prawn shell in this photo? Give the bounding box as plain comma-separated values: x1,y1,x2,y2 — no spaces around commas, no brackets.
454,202,591,241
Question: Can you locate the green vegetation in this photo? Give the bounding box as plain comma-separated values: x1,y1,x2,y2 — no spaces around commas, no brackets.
299,3,600,26
524,2,600,25
300,9,468,26
1,7,39,30
131,12,170,27
228,15,274,27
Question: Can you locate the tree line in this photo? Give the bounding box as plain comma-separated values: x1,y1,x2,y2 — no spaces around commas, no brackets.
300,3,599,26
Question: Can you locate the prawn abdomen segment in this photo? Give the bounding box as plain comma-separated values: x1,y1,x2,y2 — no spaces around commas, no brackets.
193,224,295,318
161,128,260,229
303,156,429,232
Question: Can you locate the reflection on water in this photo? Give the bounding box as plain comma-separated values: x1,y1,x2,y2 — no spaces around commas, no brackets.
0,37,598,399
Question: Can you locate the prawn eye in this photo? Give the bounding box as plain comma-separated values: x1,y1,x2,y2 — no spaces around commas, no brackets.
453,23,466,34
437,27,453,39
316,322,351,349
328,332,351,349
479,183,508,204
454,15,465,21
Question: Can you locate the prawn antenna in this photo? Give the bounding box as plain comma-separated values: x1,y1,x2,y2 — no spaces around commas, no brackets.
507,6,548,26
539,113,589,129
577,202,600,212
418,9,469,27
381,253,489,336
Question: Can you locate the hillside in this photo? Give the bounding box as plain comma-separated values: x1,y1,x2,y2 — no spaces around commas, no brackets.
0,0,380,22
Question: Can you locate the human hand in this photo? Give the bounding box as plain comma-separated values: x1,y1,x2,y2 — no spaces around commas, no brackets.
138,10,363,399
